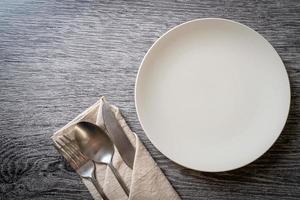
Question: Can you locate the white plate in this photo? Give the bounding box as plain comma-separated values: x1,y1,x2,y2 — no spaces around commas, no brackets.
135,18,290,172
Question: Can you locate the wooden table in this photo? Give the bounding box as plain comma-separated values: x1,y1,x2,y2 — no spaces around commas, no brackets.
0,0,299,199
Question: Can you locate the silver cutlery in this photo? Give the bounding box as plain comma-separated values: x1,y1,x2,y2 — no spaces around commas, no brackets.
102,101,135,169
54,135,109,200
74,121,130,196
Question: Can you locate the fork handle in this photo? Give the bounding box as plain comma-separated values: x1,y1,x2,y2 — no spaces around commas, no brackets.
89,177,109,200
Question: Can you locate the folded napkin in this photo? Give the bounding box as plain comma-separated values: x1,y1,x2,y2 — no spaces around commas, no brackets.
51,97,180,200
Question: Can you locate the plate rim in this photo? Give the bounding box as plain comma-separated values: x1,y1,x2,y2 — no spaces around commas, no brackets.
134,18,291,172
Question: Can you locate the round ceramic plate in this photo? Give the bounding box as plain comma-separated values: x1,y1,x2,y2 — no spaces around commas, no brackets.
135,18,290,172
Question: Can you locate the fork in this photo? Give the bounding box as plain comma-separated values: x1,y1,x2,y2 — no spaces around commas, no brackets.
54,135,109,200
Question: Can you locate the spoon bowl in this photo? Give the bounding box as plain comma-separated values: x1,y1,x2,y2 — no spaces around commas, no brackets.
74,121,130,196
75,122,114,164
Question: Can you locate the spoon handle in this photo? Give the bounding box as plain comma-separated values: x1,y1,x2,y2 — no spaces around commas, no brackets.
108,163,130,196
90,176,109,200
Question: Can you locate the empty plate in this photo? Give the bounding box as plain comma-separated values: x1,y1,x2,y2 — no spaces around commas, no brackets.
135,18,290,172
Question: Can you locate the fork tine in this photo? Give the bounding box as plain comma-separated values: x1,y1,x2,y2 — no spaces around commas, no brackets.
60,136,84,163
53,140,68,160
62,134,73,143
56,139,79,169
62,135,88,162
56,139,76,163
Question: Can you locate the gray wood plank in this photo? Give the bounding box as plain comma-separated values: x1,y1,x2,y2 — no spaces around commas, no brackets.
0,0,299,199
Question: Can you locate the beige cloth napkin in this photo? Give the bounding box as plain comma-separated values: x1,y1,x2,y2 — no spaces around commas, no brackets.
51,97,180,200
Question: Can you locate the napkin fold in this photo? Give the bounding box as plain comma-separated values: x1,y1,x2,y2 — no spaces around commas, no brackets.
51,97,180,200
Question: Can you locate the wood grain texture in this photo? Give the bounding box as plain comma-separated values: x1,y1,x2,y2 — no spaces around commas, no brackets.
0,0,299,199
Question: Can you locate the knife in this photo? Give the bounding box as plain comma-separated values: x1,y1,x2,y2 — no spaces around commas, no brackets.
102,101,135,169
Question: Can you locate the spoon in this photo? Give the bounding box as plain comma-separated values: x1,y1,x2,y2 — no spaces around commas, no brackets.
74,121,130,196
